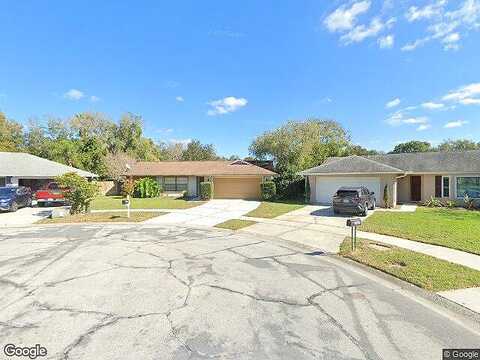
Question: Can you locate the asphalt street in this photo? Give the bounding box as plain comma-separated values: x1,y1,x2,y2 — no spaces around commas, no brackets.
0,224,479,359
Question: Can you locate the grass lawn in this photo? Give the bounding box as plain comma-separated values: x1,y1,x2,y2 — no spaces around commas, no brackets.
340,237,480,292
359,207,480,255
37,211,165,224
91,195,204,210
245,201,305,219
215,219,257,230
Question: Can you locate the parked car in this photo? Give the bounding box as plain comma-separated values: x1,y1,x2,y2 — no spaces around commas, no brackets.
0,186,33,212
35,182,66,207
332,186,376,216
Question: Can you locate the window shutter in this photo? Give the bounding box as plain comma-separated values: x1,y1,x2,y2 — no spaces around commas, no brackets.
435,176,442,197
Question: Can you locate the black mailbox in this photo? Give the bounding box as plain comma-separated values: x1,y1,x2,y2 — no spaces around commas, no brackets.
122,199,130,205
346,218,362,227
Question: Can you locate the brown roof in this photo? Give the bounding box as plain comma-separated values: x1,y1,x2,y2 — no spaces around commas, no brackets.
126,160,277,176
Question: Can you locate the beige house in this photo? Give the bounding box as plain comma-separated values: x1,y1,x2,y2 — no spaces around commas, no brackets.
300,151,480,207
125,160,276,200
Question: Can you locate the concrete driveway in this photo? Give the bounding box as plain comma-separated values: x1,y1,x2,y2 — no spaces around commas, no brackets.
242,205,374,253
0,206,54,227
144,199,260,227
0,224,478,359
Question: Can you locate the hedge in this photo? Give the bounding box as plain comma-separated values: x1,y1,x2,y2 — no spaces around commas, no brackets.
200,181,214,200
261,181,276,201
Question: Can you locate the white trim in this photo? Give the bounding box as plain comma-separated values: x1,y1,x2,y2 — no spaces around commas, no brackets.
454,175,480,199
441,176,450,198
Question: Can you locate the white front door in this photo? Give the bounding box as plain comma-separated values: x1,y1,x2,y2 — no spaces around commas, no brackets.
315,177,381,204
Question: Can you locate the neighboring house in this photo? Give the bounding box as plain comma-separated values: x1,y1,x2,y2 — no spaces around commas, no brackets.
300,151,480,207
125,160,276,199
0,152,97,190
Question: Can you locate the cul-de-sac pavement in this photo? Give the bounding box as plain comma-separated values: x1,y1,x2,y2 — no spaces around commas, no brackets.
1,224,479,360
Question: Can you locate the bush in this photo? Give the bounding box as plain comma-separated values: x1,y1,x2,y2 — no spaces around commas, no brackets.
383,185,392,209
273,169,305,200
134,177,160,198
200,182,214,200
423,196,444,208
121,178,135,197
464,194,476,210
56,172,99,214
261,181,276,201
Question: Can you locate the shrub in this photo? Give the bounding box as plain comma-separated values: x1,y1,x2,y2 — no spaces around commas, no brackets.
200,181,214,200
383,185,392,209
121,178,135,197
444,200,457,208
464,194,476,210
261,181,276,201
134,177,160,198
423,196,444,208
56,172,99,214
273,168,305,200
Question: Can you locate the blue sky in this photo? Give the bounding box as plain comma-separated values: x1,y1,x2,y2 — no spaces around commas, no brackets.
1,0,479,157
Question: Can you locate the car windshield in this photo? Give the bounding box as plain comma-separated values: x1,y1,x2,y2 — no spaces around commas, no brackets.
0,188,16,196
336,190,359,197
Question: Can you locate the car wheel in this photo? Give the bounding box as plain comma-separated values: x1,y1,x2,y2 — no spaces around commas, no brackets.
361,205,368,217
10,202,18,212
369,200,376,210
27,199,33,207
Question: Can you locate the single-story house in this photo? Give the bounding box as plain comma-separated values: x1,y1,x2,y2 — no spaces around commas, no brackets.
300,151,480,207
0,152,97,190
125,160,276,199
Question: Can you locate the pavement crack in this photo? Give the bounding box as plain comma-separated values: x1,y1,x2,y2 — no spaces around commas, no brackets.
204,284,310,307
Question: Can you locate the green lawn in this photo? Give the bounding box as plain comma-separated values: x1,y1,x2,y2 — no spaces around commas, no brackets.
91,195,204,210
245,201,305,219
215,219,257,230
340,237,480,292
360,207,480,255
37,211,165,224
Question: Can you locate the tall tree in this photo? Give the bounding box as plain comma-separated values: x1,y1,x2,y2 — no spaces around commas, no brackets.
0,112,24,152
437,139,480,152
181,140,217,161
249,119,350,172
391,141,432,154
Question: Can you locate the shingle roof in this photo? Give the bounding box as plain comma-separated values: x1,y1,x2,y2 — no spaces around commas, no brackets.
299,155,403,175
300,150,480,175
126,160,277,176
0,152,97,178
367,150,480,173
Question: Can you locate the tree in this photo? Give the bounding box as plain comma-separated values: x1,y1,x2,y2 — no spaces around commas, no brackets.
160,142,185,160
249,119,350,172
391,141,432,154
346,144,379,156
56,172,99,214
436,139,480,152
0,112,24,152
181,140,218,161
105,152,136,181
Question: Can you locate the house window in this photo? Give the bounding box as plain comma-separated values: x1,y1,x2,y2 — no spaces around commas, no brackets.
163,176,189,192
442,177,450,198
456,177,480,199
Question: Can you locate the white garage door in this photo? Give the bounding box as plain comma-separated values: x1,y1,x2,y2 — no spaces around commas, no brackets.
314,177,381,204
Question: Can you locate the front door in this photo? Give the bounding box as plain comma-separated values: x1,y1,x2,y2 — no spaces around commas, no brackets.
410,176,421,202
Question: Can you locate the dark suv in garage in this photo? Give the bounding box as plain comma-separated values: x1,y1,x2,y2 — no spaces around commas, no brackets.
332,186,376,216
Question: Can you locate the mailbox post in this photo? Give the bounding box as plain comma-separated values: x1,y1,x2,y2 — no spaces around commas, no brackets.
122,195,131,219
346,218,362,251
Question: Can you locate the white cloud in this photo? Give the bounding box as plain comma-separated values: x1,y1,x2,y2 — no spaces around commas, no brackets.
341,17,395,44
64,89,85,100
446,0,480,26
401,37,430,51
385,98,401,108
417,124,431,131
442,83,480,104
405,1,447,22
90,95,100,102
169,138,192,145
404,117,429,124
207,96,248,116
378,34,394,48
444,120,469,128
175,96,184,102
421,101,445,109
324,1,371,32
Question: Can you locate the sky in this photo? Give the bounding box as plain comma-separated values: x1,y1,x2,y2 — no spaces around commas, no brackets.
1,0,479,157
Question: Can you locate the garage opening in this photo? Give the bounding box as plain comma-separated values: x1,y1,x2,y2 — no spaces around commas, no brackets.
213,177,261,200
314,177,381,204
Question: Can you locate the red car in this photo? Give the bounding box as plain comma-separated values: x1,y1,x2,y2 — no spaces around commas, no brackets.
35,182,66,207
